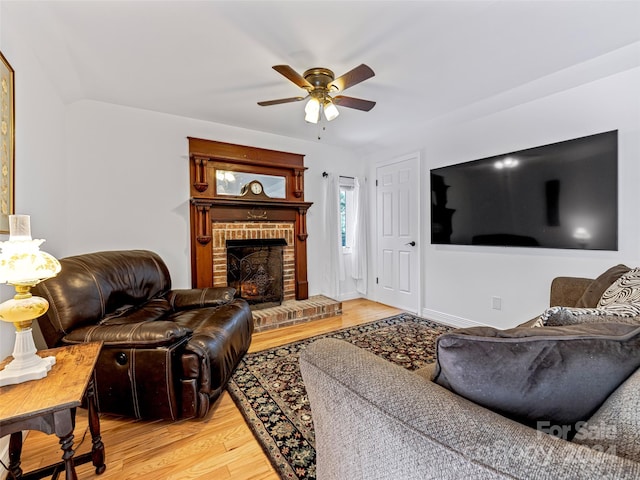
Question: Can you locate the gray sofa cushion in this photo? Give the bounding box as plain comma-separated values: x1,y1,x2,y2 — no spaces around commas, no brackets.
414,362,436,381
433,323,640,437
573,367,640,462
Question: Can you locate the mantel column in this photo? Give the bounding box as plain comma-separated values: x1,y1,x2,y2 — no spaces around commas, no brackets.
294,207,309,299
190,200,214,288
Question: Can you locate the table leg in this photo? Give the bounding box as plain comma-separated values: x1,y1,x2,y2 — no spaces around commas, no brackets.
86,379,106,474
57,431,77,480
8,431,23,479
53,410,77,480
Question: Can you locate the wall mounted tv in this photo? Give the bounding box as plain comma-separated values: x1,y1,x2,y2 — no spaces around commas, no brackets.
430,130,618,250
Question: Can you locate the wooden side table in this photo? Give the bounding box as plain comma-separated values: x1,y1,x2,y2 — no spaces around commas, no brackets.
0,342,106,480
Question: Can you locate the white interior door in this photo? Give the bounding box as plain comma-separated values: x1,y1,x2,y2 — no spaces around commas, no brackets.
376,153,420,313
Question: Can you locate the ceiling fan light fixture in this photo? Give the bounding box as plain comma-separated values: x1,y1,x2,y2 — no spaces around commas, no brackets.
323,99,339,121
259,64,375,123
304,97,320,124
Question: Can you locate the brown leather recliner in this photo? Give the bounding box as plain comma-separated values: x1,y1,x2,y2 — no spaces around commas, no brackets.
33,249,254,420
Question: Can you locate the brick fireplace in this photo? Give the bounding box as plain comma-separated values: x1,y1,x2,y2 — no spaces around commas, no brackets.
212,223,296,305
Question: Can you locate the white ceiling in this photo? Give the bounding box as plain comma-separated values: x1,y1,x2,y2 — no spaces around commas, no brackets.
6,0,640,154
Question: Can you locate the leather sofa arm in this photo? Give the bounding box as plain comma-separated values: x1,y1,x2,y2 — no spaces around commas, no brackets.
166,287,236,311
62,321,192,348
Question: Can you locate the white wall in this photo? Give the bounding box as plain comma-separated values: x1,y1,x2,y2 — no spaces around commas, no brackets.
367,64,640,329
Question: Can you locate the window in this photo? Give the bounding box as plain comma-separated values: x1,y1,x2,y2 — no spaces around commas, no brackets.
339,177,356,252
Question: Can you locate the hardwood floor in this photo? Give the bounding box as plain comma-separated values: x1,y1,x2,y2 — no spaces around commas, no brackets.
14,299,403,480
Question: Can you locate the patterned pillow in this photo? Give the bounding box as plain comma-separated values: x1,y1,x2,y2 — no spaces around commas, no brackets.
598,267,640,308
540,305,640,326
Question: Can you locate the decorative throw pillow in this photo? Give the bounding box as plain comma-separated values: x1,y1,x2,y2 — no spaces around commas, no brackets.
432,323,640,438
575,264,630,308
540,305,640,327
598,267,640,308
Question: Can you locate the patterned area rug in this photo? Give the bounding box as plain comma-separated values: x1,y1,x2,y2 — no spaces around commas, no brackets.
227,313,453,480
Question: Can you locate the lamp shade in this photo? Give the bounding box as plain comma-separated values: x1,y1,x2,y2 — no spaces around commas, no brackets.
0,241,61,285
0,215,61,286
304,97,320,123
323,99,340,121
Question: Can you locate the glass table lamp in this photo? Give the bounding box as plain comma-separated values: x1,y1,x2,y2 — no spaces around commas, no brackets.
0,215,61,387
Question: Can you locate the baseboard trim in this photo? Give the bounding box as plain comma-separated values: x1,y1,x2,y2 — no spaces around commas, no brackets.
335,292,362,302
421,308,487,329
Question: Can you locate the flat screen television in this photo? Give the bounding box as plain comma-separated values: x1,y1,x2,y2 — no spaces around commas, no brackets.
430,130,618,250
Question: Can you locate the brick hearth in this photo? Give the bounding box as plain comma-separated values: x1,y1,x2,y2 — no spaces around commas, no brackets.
251,295,342,332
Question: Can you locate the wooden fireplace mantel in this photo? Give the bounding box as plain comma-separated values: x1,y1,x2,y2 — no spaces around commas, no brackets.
188,138,313,300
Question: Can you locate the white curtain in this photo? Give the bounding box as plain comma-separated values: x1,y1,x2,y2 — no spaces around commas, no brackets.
352,177,368,295
322,173,344,298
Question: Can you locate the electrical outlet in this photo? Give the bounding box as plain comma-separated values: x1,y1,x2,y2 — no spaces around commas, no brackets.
492,296,502,310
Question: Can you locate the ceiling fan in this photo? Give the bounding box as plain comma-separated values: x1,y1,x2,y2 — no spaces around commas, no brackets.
258,64,376,123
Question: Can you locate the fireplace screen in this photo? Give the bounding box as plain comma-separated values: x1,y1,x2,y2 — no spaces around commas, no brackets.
226,238,287,309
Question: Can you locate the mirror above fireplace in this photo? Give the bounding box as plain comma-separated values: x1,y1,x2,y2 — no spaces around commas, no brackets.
216,170,286,198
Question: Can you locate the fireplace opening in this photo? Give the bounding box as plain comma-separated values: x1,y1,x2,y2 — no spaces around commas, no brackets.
226,238,287,310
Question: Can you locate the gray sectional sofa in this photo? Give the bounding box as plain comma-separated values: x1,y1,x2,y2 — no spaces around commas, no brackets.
299,268,640,479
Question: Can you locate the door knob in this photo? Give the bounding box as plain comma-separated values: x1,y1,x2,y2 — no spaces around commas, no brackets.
406,241,416,247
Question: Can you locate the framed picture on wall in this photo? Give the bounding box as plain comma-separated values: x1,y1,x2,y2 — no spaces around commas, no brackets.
0,50,14,234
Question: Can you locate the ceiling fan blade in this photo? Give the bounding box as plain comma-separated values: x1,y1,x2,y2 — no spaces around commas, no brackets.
329,64,375,92
333,96,376,112
272,65,313,90
257,96,306,106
